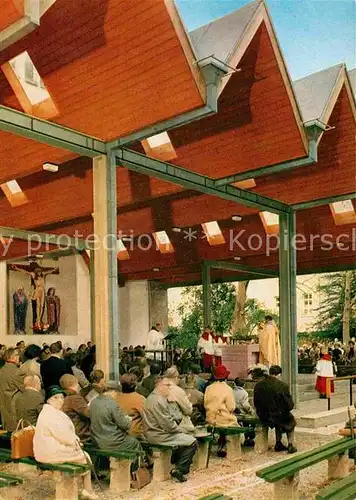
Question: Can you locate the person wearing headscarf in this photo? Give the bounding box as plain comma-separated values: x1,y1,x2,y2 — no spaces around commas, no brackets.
34,385,97,500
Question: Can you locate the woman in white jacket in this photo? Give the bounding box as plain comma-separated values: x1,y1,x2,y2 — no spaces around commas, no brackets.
34,385,97,500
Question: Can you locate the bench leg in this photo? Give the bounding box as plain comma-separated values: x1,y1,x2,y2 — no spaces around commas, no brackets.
273,474,299,500
152,450,172,482
110,457,132,493
53,471,78,500
192,441,209,470
328,453,350,479
226,435,242,460
255,426,269,453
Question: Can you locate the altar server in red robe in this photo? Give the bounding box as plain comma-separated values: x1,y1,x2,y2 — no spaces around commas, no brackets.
213,335,228,367
197,326,215,371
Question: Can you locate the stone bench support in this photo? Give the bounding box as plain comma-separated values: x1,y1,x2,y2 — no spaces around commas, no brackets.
273,473,299,500
152,449,172,482
53,471,78,500
192,440,210,470
255,426,269,453
110,457,132,493
328,453,350,479
226,434,242,460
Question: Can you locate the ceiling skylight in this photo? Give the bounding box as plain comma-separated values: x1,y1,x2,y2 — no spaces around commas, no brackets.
2,51,58,119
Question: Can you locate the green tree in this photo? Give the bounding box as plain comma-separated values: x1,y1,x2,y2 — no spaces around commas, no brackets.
169,283,278,348
169,283,236,349
315,271,356,341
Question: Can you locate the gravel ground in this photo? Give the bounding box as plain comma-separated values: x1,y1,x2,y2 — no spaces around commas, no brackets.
0,432,347,500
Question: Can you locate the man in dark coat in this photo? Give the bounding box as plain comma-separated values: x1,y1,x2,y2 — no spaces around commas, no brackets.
253,365,297,454
40,342,72,390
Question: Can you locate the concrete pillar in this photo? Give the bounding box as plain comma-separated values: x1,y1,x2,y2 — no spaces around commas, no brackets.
279,212,298,403
149,282,168,333
76,255,91,339
93,154,119,380
0,262,7,338
118,281,150,347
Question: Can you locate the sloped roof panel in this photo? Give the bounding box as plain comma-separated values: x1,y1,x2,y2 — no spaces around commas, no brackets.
293,64,343,122
348,68,356,96
189,0,262,62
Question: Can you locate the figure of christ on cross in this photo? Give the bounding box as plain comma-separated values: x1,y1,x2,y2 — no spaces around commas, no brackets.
10,263,59,332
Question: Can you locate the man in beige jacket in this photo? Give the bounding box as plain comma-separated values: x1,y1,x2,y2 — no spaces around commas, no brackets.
0,348,25,431
204,364,239,457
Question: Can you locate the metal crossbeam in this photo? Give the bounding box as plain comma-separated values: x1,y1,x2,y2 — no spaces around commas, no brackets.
116,148,291,214
292,192,356,211
205,259,278,277
0,226,88,250
0,106,106,157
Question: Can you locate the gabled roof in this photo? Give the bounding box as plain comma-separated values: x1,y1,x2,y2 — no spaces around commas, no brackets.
189,0,263,62
293,64,344,123
348,68,356,96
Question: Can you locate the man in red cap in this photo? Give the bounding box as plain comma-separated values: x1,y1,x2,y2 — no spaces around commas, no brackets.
204,364,239,457
197,326,215,371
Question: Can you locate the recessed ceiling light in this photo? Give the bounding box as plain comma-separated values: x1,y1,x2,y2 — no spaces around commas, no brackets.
172,227,181,233
233,256,241,261
43,162,59,172
232,215,242,222
152,267,160,272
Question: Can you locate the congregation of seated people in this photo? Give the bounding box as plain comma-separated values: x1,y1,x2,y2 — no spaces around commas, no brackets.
0,339,298,492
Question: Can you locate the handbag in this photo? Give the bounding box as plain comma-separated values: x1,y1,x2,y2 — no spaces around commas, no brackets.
131,467,151,490
11,419,35,459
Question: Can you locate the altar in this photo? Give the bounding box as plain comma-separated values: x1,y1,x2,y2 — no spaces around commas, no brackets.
220,343,260,379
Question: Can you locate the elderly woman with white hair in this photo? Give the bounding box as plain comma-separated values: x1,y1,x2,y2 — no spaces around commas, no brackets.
164,366,195,434
34,385,97,500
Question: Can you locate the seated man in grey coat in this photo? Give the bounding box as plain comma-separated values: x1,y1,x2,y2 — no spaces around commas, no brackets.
143,376,198,483
15,374,44,426
89,384,142,456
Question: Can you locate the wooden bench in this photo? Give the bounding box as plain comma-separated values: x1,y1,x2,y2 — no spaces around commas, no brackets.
0,447,90,500
0,471,24,487
209,426,250,460
84,445,140,493
237,415,269,453
315,472,356,500
256,438,356,500
141,442,176,482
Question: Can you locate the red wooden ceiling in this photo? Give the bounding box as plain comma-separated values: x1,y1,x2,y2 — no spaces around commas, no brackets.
0,131,78,185
166,22,307,178
0,0,204,141
0,0,23,32
255,85,356,203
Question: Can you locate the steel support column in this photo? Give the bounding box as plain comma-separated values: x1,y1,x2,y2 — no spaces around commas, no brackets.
202,264,211,327
89,250,95,343
93,153,119,381
279,212,298,403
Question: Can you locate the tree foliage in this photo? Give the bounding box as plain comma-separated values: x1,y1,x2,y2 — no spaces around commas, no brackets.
315,271,356,339
169,283,278,349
